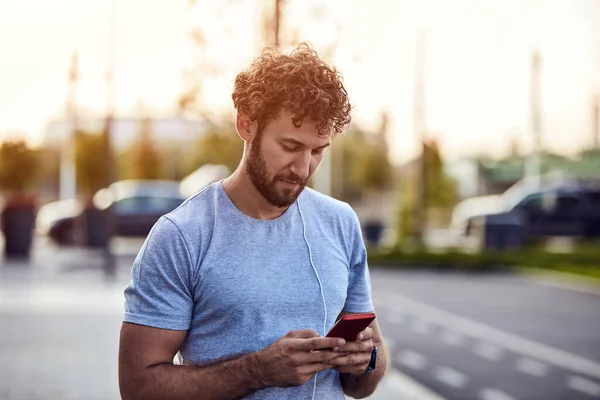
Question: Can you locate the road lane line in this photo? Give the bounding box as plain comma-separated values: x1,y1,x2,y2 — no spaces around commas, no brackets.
479,388,518,400
376,336,448,400
567,376,600,397
366,368,448,400
515,357,549,378
441,330,467,347
411,319,433,335
433,366,468,389
473,341,504,362
397,350,428,371
384,293,600,380
385,313,404,325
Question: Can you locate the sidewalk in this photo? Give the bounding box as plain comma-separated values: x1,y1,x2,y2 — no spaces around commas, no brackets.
0,238,410,399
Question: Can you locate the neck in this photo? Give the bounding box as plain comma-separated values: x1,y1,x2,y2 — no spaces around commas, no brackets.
222,166,290,220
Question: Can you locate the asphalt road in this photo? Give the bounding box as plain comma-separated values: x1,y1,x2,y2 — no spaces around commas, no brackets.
1,239,599,400
371,269,600,400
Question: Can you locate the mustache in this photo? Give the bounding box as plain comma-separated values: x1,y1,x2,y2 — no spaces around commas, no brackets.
276,173,305,185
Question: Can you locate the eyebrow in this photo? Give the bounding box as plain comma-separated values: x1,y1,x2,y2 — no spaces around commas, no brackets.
281,138,331,150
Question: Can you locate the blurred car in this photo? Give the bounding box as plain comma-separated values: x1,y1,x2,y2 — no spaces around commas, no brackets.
37,180,185,245
180,164,229,198
451,177,600,239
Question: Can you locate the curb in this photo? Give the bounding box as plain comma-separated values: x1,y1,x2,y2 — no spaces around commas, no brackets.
518,266,600,296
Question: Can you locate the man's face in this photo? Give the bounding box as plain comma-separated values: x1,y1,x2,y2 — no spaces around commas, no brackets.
245,111,331,208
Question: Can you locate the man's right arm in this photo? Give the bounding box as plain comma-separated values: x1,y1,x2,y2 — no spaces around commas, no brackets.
118,323,346,400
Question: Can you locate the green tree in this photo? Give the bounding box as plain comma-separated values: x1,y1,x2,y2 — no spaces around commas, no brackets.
425,140,458,210
331,126,394,202
185,123,243,175
123,118,163,180
396,139,458,242
75,131,110,196
0,140,41,194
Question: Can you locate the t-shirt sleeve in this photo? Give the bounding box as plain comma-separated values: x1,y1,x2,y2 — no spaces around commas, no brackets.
342,209,374,313
123,216,194,330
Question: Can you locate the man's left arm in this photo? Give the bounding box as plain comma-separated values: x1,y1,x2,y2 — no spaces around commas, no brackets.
328,311,389,399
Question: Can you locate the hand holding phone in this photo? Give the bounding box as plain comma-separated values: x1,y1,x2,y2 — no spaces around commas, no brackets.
326,312,376,342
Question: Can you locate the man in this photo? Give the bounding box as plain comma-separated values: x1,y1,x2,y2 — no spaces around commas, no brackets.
119,43,388,400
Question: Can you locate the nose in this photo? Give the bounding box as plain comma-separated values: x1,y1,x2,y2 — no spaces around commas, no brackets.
289,151,311,181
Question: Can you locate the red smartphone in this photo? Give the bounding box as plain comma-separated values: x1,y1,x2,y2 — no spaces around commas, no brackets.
326,312,376,341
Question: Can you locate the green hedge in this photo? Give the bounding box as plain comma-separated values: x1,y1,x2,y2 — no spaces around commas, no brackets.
367,246,600,279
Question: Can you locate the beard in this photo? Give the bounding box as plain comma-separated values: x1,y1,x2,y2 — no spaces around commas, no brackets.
245,135,308,208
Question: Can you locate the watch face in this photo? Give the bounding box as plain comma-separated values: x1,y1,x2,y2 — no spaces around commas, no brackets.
366,346,377,373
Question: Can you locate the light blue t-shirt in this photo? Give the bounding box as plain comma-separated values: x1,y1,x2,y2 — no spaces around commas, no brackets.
123,181,374,399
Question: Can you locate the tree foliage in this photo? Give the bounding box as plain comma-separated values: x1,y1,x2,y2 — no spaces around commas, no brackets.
396,139,459,241
122,118,163,180
185,123,243,175
75,131,110,196
0,140,41,193
331,127,394,201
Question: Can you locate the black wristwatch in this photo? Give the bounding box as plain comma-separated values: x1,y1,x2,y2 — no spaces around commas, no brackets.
364,346,377,373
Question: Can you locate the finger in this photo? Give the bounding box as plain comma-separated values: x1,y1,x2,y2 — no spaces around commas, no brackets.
292,350,345,367
307,349,347,364
286,329,320,339
302,362,336,375
356,327,375,341
297,336,346,351
335,339,373,353
334,365,365,375
326,353,370,368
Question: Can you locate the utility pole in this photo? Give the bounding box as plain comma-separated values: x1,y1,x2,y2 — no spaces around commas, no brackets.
274,0,281,47
59,51,79,200
526,50,542,189
413,30,427,245
104,0,117,196
102,0,118,277
593,94,599,149
309,4,342,198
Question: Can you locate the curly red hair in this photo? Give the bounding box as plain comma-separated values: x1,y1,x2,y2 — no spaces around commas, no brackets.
232,43,351,137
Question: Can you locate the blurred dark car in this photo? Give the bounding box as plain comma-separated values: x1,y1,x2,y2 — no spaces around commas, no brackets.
452,179,600,239
37,180,185,245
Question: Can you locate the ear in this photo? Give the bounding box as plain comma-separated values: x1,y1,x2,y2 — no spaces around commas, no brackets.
235,111,254,142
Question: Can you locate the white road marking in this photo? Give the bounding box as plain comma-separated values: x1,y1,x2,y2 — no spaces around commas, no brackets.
372,337,445,400
479,388,518,400
441,330,466,347
567,376,600,397
385,313,404,325
369,368,448,400
385,293,600,380
473,341,503,362
397,350,428,371
433,366,468,389
411,319,433,335
515,357,549,378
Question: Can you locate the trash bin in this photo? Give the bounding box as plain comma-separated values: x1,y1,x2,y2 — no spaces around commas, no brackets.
364,220,384,247
83,208,110,248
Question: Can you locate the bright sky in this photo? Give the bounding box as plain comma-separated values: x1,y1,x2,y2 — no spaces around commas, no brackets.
1,0,599,164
